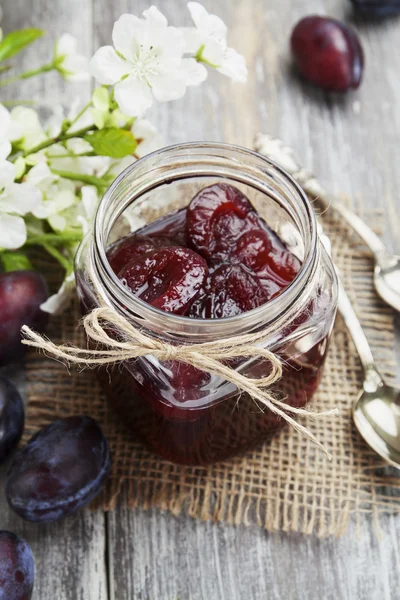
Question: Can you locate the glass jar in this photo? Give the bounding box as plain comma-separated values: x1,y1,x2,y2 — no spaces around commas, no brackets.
75,142,338,465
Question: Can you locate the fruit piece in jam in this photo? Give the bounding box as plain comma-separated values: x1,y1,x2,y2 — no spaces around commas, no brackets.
189,263,270,319
186,183,264,262
235,228,301,285
109,184,301,318
119,246,208,315
108,235,175,275
107,208,187,274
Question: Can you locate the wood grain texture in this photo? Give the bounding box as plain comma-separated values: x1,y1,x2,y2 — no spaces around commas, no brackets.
2,0,400,598
109,498,400,600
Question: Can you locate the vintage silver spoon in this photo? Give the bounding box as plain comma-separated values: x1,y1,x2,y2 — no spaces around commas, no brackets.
255,133,400,314
320,231,400,468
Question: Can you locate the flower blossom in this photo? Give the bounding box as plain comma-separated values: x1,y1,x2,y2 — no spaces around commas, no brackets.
47,139,111,179
90,6,207,117
184,2,247,83
49,184,99,234
39,186,101,315
0,151,42,249
40,271,76,315
53,34,90,82
25,163,77,231
46,98,94,138
9,107,47,152
133,118,163,158
0,104,23,159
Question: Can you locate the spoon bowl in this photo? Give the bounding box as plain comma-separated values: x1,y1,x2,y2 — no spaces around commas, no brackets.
353,382,400,468
318,227,400,468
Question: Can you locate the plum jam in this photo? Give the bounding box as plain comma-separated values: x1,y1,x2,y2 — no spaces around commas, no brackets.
108,184,301,319
75,143,338,465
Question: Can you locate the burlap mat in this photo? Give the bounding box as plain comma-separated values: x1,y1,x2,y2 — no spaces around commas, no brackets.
24,203,400,538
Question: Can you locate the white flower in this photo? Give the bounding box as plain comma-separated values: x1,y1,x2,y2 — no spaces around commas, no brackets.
47,185,99,234
90,87,133,130
0,104,23,156
133,118,163,158
46,99,94,138
10,107,47,152
77,185,99,233
108,155,136,179
0,160,42,249
90,87,110,129
47,139,111,178
53,34,90,82
25,163,77,225
40,272,76,315
184,2,247,83
90,6,207,117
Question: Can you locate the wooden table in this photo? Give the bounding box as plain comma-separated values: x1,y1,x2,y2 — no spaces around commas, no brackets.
2,0,400,598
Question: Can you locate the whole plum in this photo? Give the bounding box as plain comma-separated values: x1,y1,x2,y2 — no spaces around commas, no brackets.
0,271,49,365
6,416,111,522
0,530,34,599
0,376,25,463
291,16,364,92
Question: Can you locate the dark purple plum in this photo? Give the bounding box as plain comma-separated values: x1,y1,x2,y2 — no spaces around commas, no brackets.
0,271,49,366
0,377,24,463
291,16,364,92
6,416,111,523
0,531,34,599
350,0,400,16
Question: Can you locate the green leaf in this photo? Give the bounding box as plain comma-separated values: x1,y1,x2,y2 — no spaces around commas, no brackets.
0,29,44,62
1,251,33,272
84,127,137,158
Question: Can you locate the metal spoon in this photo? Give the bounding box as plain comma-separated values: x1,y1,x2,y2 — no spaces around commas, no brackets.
320,231,400,468
254,133,400,314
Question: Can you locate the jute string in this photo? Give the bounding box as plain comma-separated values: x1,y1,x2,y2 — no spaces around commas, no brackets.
21,304,338,457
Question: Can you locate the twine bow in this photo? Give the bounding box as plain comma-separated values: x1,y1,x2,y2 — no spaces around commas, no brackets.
22,305,338,457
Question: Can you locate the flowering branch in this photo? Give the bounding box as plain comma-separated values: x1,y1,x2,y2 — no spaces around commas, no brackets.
0,2,247,313
0,62,55,87
51,170,110,189
24,232,83,246
19,125,96,158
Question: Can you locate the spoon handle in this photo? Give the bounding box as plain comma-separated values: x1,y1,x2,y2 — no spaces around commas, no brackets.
337,280,383,388
300,175,387,257
254,134,388,258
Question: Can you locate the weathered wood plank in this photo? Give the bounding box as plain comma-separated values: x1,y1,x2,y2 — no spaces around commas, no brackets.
1,1,108,599
109,499,400,600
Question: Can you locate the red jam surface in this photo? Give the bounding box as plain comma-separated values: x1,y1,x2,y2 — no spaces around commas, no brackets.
89,184,330,464
108,184,301,316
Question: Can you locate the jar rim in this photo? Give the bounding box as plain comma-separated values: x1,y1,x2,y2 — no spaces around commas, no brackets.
92,141,319,338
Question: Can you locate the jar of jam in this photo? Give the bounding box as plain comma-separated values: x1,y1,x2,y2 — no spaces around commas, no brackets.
75,142,338,465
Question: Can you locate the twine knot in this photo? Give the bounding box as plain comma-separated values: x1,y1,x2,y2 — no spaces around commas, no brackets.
21,305,338,457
